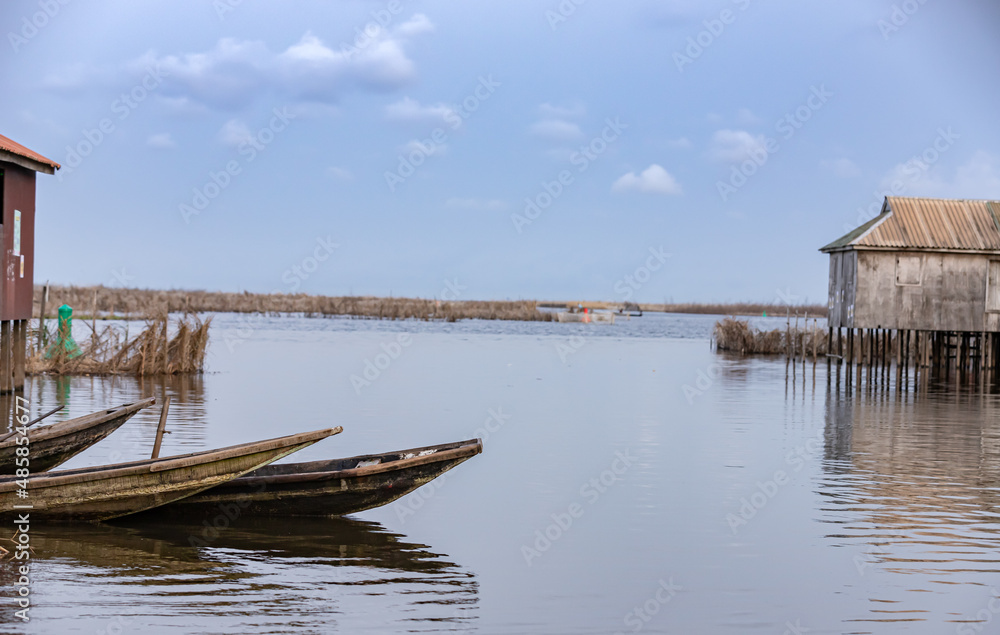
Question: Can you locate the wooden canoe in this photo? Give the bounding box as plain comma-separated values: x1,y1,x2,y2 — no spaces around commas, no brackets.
0,426,342,522
556,311,615,324
137,438,483,519
0,398,157,474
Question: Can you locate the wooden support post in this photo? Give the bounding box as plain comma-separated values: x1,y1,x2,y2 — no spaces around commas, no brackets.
13,320,25,393
786,310,791,359
91,289,98,355
0,321,11,395
37,282,48,354
150,396,171,460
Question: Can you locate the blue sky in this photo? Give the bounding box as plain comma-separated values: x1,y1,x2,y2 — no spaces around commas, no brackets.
3,0,999,304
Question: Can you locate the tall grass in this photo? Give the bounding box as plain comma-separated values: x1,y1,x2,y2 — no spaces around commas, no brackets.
28,314,211,376
713,317,828,356
35,286,555,322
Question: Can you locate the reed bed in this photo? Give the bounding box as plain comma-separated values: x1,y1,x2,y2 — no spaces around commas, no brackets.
27,314,211,376
651,302,826,318
35,286,555,322
713,318,829,356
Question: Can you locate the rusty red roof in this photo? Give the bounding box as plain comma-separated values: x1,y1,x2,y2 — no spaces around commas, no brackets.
0,133,60,172
821,197,1000,252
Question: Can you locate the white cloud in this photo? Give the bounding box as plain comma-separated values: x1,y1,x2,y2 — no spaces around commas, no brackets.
328,166,354,180
218,119,253,148
445,197,506,211
146,133,175,149
821,157,861,178
708,129,768,163
394,13,434,37
538,102,585,119
612,164,682,195
530,119,583,142
385,97,456,125
879,150,1000,199
80,18,433,110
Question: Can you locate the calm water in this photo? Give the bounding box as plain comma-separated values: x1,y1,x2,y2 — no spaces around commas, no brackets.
4,312,1000,634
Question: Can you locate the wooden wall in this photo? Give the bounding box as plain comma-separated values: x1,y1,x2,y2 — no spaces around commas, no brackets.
830,249,1000,332
826,250,856,328
0,162,35,321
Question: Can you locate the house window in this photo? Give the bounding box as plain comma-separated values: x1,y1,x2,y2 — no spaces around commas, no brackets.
895,255,922,286
988,261,1000,313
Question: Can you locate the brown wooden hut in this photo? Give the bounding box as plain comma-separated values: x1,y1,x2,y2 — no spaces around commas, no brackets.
0,134,60,392
821,196,1000,373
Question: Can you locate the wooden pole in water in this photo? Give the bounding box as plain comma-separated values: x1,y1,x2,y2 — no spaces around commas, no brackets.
13,320,25,393
786,309,791,360
814,320,819,363
91,289,98,355
37,282,48,354
150,396,171,460
1,321,11,395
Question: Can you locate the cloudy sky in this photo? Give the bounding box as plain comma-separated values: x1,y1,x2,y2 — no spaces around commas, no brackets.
3,0,1000,304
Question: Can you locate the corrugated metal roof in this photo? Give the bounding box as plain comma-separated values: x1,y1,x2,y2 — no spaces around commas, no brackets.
0,133,60,171
820,197,1000,252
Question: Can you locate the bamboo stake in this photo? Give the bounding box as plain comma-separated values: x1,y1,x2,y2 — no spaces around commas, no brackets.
150,396,171,459
38,282,48,353
91,289,98,354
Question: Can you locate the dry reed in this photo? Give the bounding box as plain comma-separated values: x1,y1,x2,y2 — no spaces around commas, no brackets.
27,314,211,376
713,318,829,356
34,286,555,322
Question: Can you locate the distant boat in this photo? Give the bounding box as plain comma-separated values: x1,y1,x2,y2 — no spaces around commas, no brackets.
0,398,156,474
557,310,615,324
132,438,483,519
0,427,342,522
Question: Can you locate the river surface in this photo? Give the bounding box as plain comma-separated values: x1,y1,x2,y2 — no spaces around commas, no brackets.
3,311,1000,634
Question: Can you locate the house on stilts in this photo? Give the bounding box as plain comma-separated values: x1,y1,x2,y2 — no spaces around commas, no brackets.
820,196,1000,374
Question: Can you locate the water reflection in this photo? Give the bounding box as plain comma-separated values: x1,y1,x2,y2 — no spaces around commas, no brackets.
821,368,1000,629
11,517,477,633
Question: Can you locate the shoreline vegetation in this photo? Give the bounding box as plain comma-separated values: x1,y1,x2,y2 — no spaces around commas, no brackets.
713,317,829,356
23,286,828,373
33,285,826,322
28,314,211,376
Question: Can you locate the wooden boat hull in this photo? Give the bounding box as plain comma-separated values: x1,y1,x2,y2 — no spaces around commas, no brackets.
0,398,156,474
556,311,615,324
0,426,342,522
138,438,483,519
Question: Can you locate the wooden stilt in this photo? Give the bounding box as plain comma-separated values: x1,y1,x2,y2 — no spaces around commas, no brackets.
13,320,25,393
1,321,11,395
